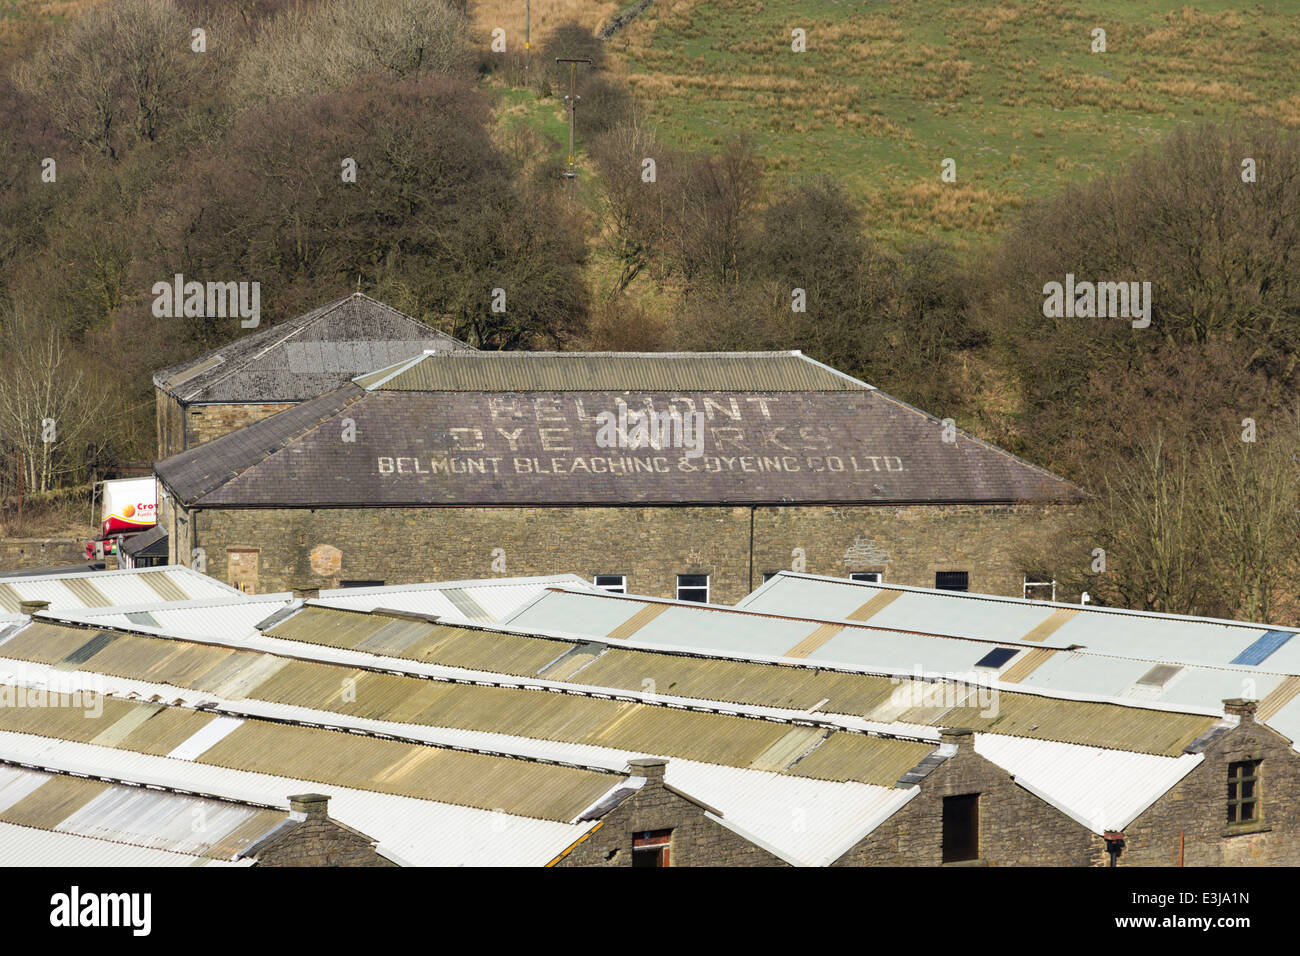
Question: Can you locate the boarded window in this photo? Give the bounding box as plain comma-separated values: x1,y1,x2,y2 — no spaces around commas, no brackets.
942,793,979,862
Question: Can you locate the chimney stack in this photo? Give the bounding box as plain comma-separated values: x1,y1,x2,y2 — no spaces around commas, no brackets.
1223,698,1258,723
940,727,974,752
628,757,667,787
289,793,330,820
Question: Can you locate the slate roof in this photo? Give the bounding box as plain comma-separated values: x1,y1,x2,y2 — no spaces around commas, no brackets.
120,524,168,557
153,293,472,404
155,352,1084,508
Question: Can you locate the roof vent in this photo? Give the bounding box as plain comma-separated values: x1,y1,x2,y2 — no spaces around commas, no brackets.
18,600,50,615
1136,663,1182,688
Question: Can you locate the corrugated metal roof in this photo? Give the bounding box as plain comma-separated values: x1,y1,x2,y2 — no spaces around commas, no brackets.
0,567,244,612
0,819,245,867
740,573,1300,673
355,351,869,392
501,590,1228,754
315,575,594,622
0,730,593,867
974,733,1203,833
153,293,472,403
2,617,932,788
662,760,916,867
0,765,284,858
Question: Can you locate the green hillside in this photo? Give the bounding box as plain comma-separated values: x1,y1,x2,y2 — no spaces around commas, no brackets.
594,0,1299,245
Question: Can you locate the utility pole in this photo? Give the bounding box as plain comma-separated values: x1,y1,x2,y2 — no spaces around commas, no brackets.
556,57,592,201
524,0,530,75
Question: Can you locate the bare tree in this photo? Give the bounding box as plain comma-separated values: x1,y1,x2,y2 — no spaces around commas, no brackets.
1202,415,1300,621
15,0,205,157
234,0,470,101
0,302,106,494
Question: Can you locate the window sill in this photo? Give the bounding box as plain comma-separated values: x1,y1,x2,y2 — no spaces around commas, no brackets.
942,858,988,867
1221,820,1271,838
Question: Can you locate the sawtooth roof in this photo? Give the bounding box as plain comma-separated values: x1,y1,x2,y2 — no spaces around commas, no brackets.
154,352,1083,508
153,293,472,404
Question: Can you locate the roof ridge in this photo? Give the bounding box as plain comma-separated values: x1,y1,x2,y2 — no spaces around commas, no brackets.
772,571,1297,633
180,295,357,400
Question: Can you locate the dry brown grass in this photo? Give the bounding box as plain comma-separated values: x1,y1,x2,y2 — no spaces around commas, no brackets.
470,0,618,44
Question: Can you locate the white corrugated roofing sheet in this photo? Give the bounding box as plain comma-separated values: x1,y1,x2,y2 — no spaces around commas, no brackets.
0,819,246,867
0,567,244,611
0,658,925,866
60,596,291,641
739,572,1299,672
317,574,594,622
501,586,1300,744
664,760,916,866
0,731,593,867
975,733,1204,833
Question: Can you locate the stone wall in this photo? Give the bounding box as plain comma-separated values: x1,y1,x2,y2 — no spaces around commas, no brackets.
835,730,1106,867
1120,702,1300,866
156,390,297,460
0,538,86,572
555,760,787,867
176,501,1073,601
251,794,396,867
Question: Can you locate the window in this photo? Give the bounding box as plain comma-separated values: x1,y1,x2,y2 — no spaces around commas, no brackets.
935,571,969,592
762,572,780,583
974,647,1017,670
340,580,384,588
1227,761,1261,824
1023,577,1056,601
632,829,672,867
942,794,980,863
850,572,883,583
676,574,709,603
593,575,627,594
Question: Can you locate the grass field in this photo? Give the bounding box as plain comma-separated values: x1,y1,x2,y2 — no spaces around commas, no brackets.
593,0,1300,246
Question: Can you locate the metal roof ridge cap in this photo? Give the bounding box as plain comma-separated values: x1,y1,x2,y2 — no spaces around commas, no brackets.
0,756,281,814
789,351,876,390
354,351,429,390
767,571,1299,633
318,573,590,598
64,594,289,616
533,586,1079,650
